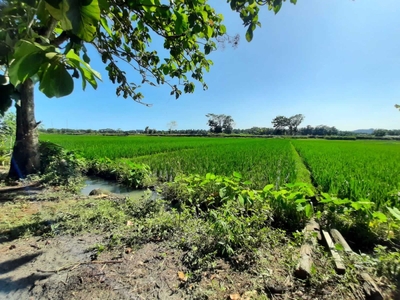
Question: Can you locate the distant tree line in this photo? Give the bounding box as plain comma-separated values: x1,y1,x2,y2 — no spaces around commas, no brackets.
372,129,400,137
40,126,400,138
39,112,400,138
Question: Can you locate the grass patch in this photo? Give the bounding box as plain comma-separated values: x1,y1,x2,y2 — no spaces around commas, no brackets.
290,142,312,185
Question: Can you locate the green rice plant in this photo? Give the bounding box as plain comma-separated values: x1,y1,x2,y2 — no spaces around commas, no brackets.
41,135,297,189
292,140,400,208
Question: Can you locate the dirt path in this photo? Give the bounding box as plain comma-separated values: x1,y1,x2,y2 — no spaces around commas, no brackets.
0,234,202,299
0,234,104,299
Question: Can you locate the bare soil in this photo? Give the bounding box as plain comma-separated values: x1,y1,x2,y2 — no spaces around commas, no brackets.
0,234,260,300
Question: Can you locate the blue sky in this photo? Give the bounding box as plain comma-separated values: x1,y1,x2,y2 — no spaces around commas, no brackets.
35,0,400,131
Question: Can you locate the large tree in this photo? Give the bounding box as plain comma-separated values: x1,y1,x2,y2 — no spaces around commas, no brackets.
206,113,235,134
167,121,178,133
0,0,296,179
272,114,304,135
287,113,304,135
271,115,289,134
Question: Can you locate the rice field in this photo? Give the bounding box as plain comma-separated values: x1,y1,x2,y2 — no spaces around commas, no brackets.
41,134,400,206
42,135,298,188
292,139,400,207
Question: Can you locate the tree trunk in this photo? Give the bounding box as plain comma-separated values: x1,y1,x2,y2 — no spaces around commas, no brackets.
8,79,40,179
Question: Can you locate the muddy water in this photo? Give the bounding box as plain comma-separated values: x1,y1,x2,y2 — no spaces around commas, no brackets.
81,176,146,198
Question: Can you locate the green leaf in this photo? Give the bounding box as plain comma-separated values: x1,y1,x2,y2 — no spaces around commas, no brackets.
274,3,282,14
372,211,388,223
18,52,46,82
233,171,242,179
45,0,62,9
263,184,274,192
39,62,74,98
100,17,113,37
219,187,226,198
206,25,213,39
304,204,312,218
46,0,100,42
83,53,91,64
9,42,43,85
290,0,297,4
350,200,374,211
66,49,101,90
335,243,344,251
387,207,400,221
238,194,245,206
12,40,38,60
98,0,109,10
37,0,51,23
220,25,227,34
245,27,253,42
204,44,212,55
175,11,188,35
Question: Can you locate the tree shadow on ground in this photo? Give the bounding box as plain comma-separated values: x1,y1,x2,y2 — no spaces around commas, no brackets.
0,184,43,203
0,252,43,275
0,273,51,295
0,219,56,243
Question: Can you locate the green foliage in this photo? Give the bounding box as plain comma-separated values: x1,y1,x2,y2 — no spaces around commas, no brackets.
87,157,153,189
37,135,400,248
373,245,400,283
208,200,271,257
45,0,100,42
164,172,268,211
317,192,400,246
0,0,247,103
265,182,315,230
0,0,298,107
0,111,15,165
227,0,297,42
39,141,86,192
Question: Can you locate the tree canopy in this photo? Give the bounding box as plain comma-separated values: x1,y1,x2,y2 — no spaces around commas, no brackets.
0,0,297,110
271,114,304,135
206,113,235,133
0,0,297,178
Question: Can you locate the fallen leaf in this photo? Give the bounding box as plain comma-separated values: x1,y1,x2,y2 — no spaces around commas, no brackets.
229,293,240,300
178,271,187,282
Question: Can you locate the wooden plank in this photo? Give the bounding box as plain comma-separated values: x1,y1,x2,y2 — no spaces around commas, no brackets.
361,272,383,300
294,243,313,279
305,219,321,242
322,230,346,274
294,219,320,279
330,229,353,254
328,230,383,299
